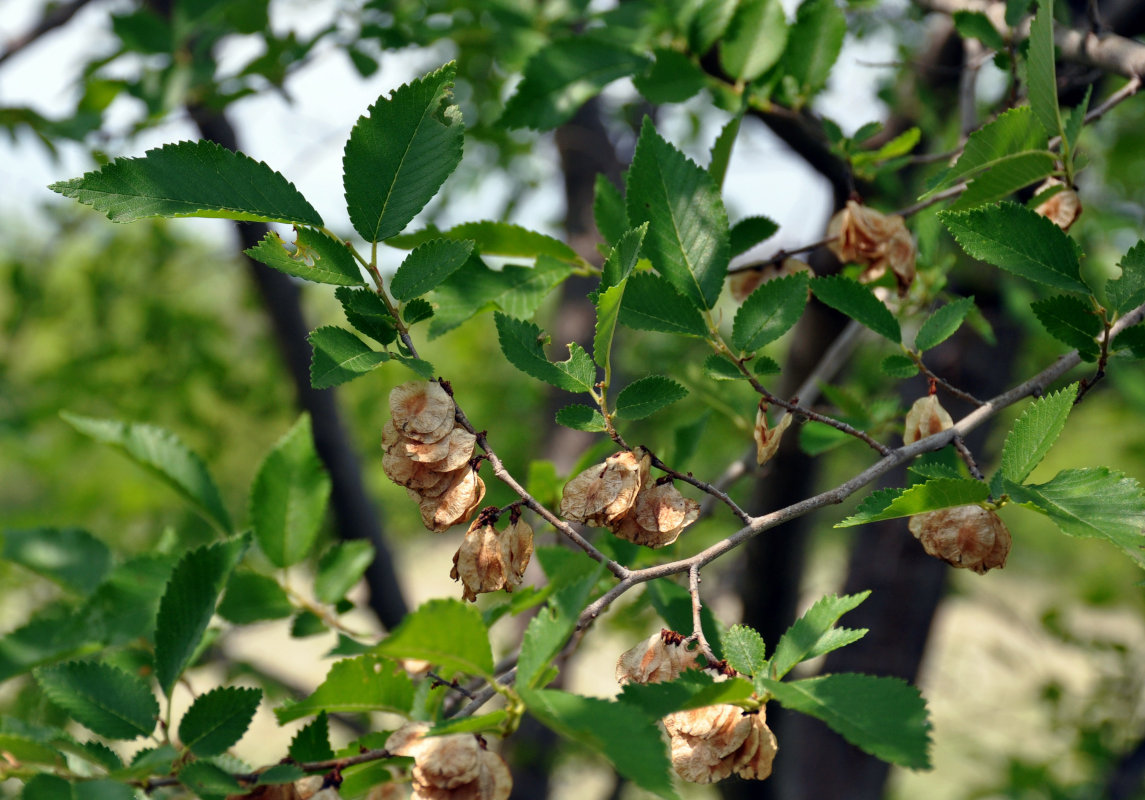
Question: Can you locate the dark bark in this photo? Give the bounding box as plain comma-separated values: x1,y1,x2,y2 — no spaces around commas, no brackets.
187,106,409,630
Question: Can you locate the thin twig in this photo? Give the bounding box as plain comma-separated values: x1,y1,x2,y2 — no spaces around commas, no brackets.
686,565,717,664
647,450,752,525
914,358,987,407
952,434,985,480
135,749,392,791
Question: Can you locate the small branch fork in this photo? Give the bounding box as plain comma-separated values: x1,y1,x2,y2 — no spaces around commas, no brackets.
133,749,392,792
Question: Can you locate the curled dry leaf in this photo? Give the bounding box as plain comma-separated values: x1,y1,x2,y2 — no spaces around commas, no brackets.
385,723,511,800
1033,178,1082,230
560,448,649,527
611,482,700,548
903,394,953,445
908,504,1011,574
754,404,794,466
615,629,698,685
390,381,456,441
827,200,916,294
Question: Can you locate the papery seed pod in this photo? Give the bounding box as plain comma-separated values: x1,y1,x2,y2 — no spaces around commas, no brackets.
560,448,649,527
390,381,456,442
383,421,473,465
293,777,328,800
383,451,455,493
418,468,486,532
754,404,794,466
411,749,510,800
903,394,953,445
731,710,778,780
827,200,916,294
500,518,534,589
611,482,700,548
908,504,1011,573
615,629,698,685
451,521,506,602
365,783,406,800
664,704,754,784
1033,178,1082,230
385,723,511,800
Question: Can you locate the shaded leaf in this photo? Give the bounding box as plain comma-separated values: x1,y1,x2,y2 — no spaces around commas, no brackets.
953,10,1006,50
390,221,581,266
915,296,975,352
615,376,688,420
720,0,787,82
593,281,626,372
308,326,388,389
245,228,364,286
619,272,709,337
703,353,747,381
647,579,723,659
1032,295,1102,360
723,624,768,677
619,671,754,719
335,287,396,346
2,527,110,595
949,151,1056,211
516,562,602,690
767,592,870,680
881,354,918,378
837,479,990,527
289,712,334,762
600,225,647,293
1027,0,1062,139
373,599,494,679
555,404,608,433
495,313,597,393
811,276,901,343
1109,240,1145,314
429,255,572,338
924,107,1046,195
35,662,158,740
729,216,779,258
732,272,810,352
314,540,376,604
217,571,292,625
402,298,434,325
709,114,743,190
997,382,1076,486
178,686,261,756
390,238,474,301
275,655,414,723
782,0,847,100
594,175,628,247
634,48,709,104
178,761,243,796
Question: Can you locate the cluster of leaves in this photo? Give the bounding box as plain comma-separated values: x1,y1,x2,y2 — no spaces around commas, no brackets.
5,0,1145,797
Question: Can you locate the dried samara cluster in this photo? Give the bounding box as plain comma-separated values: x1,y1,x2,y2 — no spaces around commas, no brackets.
903,395,1011,573
560,448,700,548
451,509,534,602
827,199,916,294
616,631,777,784
386,722,511,800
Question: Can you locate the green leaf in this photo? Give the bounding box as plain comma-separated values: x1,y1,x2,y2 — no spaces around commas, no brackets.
729,216,779,258
24,775,136,800
690,0,738,53
495,313,597,393
949,151,1056,211
594,175,628,247
0,733,63,766
49,140,322,226
154,536,249,695
403,298,434,325
500,36,648,130
614,376,688,420
429,255,572,338
1032,295,1102,360
1116,325,1145,358
732,272,810,352
924,107,1046,196
837,479,991,527
782,0,847,100
428,711,510,738
314,540,376,604
516,564,602,690
275,655,415,723
758,673,931,768
390,238,474,301
393,355,436,380
953,10,1006,49
619,671,755,719
61,413,232,534
1027,0,1062,140
178,686,261,756
915,296,975,351
703,353,748,381
601,225,647,292
881,354,919,378
723,624,768,677
940,202,1087,293
555,404,608,433
996,382,1077,489
343,63,463,243
308,326,388,389
289,712,334,762
753,355,782,375
709,114,743,190
768,592,870,680
647,579,723,659
250,414,331,568
2,527,111,595
720,0,788,82
811,276,901,343
626,119,730,309
35,662,158,740
217,571,293,624
634,48,709,104
619,272,709,337
335,287,396,346
256,765,306,786
390,222,582,265
1004,468,1145,568
1109,240,1145,313
593,281,626,372
520,688,679,800
1064,85,1092,153
373,598,494,679
244,228,364,287
82,553,177,649
178,761,243,796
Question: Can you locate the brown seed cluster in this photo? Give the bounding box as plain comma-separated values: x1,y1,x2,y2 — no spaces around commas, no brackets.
386,722,511,800
909,504,1011,574
902,394,954,445
827,200,916,294
1033,178,1082,230
384,381,484,532
560,449,699,548
615,631,778,784
451,511,534,602
754,403,793,466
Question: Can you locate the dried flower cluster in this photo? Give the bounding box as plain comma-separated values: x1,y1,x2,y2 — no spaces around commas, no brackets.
560,449,699,548
384,381,484,532
754,402,793,466
827,200,916,294
451,510,534,602
909,504,1011,574
386,722,511,800
902,394,954,445
1033,178,1082,230
616,631,778,784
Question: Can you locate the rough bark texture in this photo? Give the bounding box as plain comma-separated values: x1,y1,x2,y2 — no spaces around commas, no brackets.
187,105,409,630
